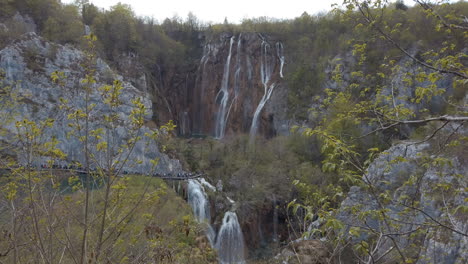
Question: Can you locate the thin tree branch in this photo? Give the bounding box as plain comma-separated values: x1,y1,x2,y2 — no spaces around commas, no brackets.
357,3,468,79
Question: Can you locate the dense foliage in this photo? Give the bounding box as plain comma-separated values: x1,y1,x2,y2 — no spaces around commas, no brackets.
2,0,466,121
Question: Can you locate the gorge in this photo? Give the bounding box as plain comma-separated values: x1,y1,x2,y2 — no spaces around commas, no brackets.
0,1,467,263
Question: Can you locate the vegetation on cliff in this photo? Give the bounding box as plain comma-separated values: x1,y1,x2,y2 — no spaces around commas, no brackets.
0,0,467,263
0,34,215,263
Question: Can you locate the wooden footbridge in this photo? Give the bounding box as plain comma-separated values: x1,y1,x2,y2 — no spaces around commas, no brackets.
0,166,203,181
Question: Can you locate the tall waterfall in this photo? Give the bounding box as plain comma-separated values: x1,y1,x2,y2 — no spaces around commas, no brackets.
249,41,276,144
187,179,246,264
233,34,243,98
216,212,246,264
225,35,243,124
214,36,235,139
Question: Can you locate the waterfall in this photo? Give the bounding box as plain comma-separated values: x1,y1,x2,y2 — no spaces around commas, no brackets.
187,179,216,245
234,34,243,98
276,42,285,78
187,179,246,263
225,35,243,128
187,180,210,222
215,212,246,264
214,36,235,139
249,41,276,144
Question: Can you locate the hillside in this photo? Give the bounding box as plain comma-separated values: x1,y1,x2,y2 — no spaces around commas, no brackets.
0,0,467,263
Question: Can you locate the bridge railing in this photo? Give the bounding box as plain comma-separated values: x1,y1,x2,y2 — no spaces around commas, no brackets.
1,166,203,181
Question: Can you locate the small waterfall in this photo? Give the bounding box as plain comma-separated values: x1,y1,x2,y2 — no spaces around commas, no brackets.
214,36,235,139
187,179,246,263
216,212,246,264
187,180,211,224
249,41,276,144
276,42,285,78
187,179,216,245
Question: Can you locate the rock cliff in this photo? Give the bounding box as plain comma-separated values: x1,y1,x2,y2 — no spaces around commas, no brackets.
338,138,467,263
151,32,287,139
0,32,182,174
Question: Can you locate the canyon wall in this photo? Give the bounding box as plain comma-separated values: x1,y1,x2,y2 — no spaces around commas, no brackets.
149,32,288,139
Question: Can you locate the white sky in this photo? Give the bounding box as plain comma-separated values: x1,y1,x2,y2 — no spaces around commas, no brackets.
62,0,416,24
61,0,341,23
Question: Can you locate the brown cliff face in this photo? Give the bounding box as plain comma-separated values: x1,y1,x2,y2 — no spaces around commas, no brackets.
149,32,285,139
192,32,284,139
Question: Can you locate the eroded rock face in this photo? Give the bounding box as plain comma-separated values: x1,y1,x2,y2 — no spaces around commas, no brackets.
153,32,287,139
338,141,468,264
0,32,182,174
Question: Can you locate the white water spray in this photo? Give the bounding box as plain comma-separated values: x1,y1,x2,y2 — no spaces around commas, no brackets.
187,179,216,245
187,179,246,263
216,212,246,264
225,35,243,129
249,41,276,144
276,42,285,78
214,36,235,139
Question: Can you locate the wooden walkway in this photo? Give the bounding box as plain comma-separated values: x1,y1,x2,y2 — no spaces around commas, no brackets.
156,174,202,180
1,167,202,181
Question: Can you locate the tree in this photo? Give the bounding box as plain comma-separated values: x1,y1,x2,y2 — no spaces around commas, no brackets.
0,34,213,263
289,1,467,262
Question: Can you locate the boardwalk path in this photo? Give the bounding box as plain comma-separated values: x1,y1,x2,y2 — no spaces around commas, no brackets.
1,167,203,181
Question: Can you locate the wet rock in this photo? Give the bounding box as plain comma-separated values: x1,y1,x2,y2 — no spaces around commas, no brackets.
155,32,287,138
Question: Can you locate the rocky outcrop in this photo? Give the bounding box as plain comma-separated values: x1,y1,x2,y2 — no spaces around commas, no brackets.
338,139,467,263
276,240,330,264
0,32,182,174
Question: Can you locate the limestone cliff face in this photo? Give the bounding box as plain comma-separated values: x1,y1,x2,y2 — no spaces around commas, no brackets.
338,140,467,263
152,32,287,139
0,32,182,174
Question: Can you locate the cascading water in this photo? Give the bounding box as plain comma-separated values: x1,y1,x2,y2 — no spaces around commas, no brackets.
233,34,243,98
214,36,235,139
225,35,243,127
276,42,285,78
187,180,210,223
187,179,216,245
216,212,246,264
249,41,276,144
187,179,246,264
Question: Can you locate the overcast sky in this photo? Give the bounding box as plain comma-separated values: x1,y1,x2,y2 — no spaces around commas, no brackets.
62,0,416,24
61,0,342,23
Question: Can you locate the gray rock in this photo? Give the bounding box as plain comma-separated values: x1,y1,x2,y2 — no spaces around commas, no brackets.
12,13,36,33
338,142,467,263
0,32,182,174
